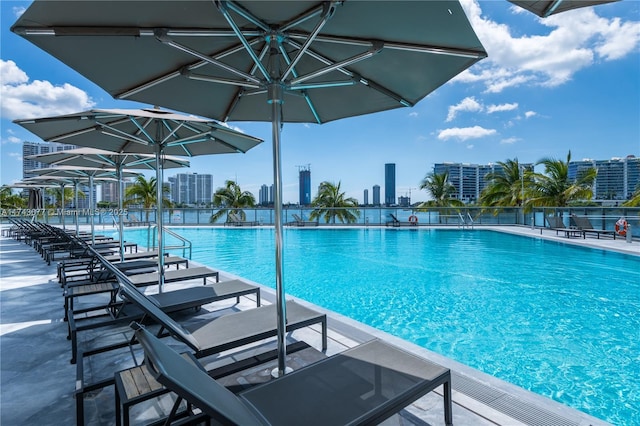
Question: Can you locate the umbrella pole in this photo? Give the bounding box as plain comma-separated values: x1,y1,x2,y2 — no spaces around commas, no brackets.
155,144,166,292
270,85,289,377
60,183,66,230
90,175,95,244
74,181,79,235
118,165,125,262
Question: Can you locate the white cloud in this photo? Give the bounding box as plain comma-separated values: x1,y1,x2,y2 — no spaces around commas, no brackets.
487,102,518,114
467,144,475,149
4,135,22,144
525,111,537,118
437,126,497,141
500,137,520,144
0,60,95,121
12,6,26,18
459,0,640,93
409,111,419,118
446,96,483,122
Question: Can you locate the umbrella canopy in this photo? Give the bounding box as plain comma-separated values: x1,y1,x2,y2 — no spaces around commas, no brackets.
12,0,487,376
508,0,619,17
15,107,262,288
26,147,191,261
28,166,140,239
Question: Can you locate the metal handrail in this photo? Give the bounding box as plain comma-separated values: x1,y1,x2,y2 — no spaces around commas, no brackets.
149,225,192,259
466,212,475,229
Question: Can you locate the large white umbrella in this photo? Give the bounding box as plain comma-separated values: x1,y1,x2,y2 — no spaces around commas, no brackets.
15,108,262,288
12,0,487,376
26,147,190,261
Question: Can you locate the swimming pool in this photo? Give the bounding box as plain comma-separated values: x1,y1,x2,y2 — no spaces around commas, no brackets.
118,227,639,425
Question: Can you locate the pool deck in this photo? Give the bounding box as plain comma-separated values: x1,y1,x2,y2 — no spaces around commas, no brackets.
2,224,634,425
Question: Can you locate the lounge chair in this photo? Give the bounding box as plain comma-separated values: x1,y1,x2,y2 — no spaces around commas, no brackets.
133,324,453,426
74,272,326,425
545,215,582,238
290,213,318,227
127,266,220,287
386,213,414,227
225,212,259,227
68,278,261,364
72,262,263,425
118,282,327,357
571,215,617,240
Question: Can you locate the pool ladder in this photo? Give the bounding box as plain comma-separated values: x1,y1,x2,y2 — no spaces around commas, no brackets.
149,225,193,259
458,212,474,230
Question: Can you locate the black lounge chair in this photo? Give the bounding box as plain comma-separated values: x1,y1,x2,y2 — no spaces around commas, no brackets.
571,215,617,240
118,282,327,358
289,213,318,227
133,324,453,426
545,215,582,238
127,266,220,287
225,212,259,227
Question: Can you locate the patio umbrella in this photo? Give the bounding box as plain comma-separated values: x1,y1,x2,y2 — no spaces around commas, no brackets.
27,188,43,210
20,176,76,230
508,0,619,17
12,0,487,376
27,166,140,242
14,108,262,287
26,147,190,261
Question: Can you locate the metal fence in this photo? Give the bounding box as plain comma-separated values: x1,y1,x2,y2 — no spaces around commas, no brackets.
3,206,639,235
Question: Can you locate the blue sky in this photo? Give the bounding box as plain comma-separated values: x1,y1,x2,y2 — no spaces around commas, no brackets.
1,0,639,203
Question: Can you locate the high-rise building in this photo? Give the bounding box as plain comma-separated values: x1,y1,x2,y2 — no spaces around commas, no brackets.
22,141,77,180
102,180,135,205
372,185,381,206
384,163,396,206
398,196,410,207
569,156,640,201
259,184,273,206
22,141,88,207
169,173,213,205
298,165,311,205
363,189,369,206
434,162,532,203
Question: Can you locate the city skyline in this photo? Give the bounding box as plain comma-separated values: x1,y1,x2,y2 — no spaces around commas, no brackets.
2,1,639,204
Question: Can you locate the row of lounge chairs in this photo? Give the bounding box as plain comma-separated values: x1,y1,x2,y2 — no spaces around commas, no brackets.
7,219,454,426
545,214,618,239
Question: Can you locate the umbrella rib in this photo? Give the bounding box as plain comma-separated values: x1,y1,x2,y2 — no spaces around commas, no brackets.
543,0,564,17
285,38,410,106
216,2,271,82
155,29,261,85
289,32,487,59
290,44,382,85
282,2,336,81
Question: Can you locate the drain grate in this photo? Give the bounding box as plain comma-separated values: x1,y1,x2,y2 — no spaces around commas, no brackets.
452,373,580,426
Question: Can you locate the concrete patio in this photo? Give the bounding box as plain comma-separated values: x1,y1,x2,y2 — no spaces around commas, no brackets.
2,224,632,425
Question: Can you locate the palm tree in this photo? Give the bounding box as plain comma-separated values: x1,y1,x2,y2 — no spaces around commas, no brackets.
45,187,83,208
417,172,464,207
309,181,360,224
622,185,640,207
125,175,171,222
0,186,27,209
479,158,532,210
209,180,256,223
528,151,596,207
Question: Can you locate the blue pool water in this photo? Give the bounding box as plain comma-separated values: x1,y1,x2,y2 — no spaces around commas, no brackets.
118,228,639,425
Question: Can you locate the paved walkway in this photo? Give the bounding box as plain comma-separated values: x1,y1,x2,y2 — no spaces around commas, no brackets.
1,224,627,425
